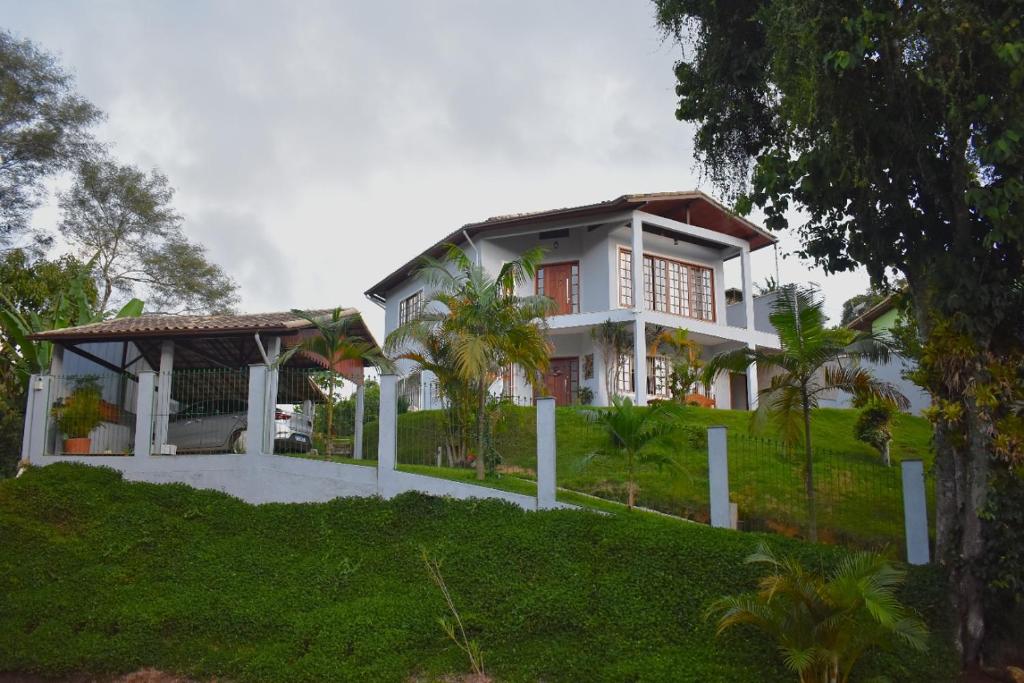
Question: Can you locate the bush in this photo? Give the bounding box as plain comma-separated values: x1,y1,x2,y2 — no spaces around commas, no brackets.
854,401,895,465
0,463,957,682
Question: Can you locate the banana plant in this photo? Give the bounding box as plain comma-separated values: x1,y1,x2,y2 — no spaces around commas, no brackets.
0,261,142,391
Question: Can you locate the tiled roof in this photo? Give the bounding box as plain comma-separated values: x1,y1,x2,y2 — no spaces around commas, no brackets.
31,308,360,341
365,190,777,302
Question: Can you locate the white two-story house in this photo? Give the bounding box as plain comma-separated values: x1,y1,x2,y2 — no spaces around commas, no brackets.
365,191,781,409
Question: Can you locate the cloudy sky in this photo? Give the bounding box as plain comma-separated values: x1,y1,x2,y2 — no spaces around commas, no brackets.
4,0,870,338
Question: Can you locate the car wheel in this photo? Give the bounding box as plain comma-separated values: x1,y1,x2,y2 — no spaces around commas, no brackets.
230,430,247,454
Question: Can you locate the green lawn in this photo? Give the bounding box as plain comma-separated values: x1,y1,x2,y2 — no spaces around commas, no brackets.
0,464,955,682
364,405,935,552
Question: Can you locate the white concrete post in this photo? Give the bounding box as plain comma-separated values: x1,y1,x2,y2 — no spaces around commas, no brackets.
740,246,755,331
153,341,174,454
50,344,64,376
21,374,51,461
263,337,281,454
708,426,732,529
630,213,648,406
246,364,268,456
633,316,648,406
133,371,156,457
746,343,759,410
536,397,557,509
353,382,365,459
901,460,930,565
377,374,398,487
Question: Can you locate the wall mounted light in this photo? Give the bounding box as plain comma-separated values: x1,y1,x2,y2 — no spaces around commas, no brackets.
553,241,559,249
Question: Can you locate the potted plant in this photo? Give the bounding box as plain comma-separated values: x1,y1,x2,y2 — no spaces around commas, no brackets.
52,378,104,454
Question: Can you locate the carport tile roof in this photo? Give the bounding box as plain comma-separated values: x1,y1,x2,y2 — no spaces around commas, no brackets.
31,308,357,340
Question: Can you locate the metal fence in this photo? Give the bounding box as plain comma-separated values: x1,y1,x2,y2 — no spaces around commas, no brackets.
46,373,137,455
727,433,906,552
152,368,249,455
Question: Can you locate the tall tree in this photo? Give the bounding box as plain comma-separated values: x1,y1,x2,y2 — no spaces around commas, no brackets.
387,244,554,481
703,286,908,541
653,0,1024,663
0,30,102,244
59,158,239,315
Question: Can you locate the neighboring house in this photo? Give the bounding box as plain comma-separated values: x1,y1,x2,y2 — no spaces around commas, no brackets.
828,294,932,416
364,191,781,409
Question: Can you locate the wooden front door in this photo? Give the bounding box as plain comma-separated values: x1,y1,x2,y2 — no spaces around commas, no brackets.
537,262,579,315
544,357,579,406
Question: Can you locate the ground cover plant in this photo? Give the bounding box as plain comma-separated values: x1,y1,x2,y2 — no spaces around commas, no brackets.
0,464,954,682
362,404,934,552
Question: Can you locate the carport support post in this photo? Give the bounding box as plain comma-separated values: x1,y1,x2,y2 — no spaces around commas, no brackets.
353,382,365,459
246,364,269,456
746,343,759,410
133,371,156,457
536,397,557,509
21,374,50,461
708,426,732,529
377,374,397,494
901,460,930,565
153,341,174,454
263,337,281,454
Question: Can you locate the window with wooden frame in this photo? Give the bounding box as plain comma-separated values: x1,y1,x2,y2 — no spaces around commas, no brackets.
618,248,715,322
647,356,670,397
398,290,423,326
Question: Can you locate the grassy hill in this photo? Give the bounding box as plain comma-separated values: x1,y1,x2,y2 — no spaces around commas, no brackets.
363,405,935,550
0,464,955,682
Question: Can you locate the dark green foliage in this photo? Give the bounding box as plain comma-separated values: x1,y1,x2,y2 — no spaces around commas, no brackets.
0,30,102,243
854,401,895,465
0,464,956,682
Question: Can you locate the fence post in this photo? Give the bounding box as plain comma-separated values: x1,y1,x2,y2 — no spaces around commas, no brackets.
133,371,156,457
246,364,268,456
353,382,365,459
708,425,732,529
21,374,50,462
377,374,398,496
536,397,557,510
901,460,930,565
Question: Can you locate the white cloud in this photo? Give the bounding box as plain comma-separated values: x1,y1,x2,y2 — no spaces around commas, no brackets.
3,0,869,334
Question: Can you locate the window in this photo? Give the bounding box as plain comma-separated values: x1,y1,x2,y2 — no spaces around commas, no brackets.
648,356,670,398
398,290,423,326
501,364,515,397
617,353,634,394
618,248,715,321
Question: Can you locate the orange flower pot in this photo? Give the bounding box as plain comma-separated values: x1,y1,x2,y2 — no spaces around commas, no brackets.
62,437,92,455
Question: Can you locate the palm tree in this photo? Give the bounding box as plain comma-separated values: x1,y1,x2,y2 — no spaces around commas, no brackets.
591,320,630,399
581,396,681,509
702,286,908,541
708,543,928,683
277,308,392,443
386,244,555,480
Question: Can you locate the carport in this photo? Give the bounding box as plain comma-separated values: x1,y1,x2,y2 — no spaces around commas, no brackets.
27,309,379,457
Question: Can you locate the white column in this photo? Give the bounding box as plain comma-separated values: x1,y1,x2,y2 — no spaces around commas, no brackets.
263,336,281,454
536,397,556,509
353,382,365,459
133,371,156,457
21,374,51,461
707,425,731,529
901,460,930,565
246,364,268,456
740,245,755,331
746,343,759,410
633,316,648,406
630,213,648,406
594,345,609,407
377,374,398,495
153,341,174,454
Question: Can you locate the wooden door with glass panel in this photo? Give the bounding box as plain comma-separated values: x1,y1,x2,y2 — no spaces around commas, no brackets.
536,261,579,315
543,357,579,406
